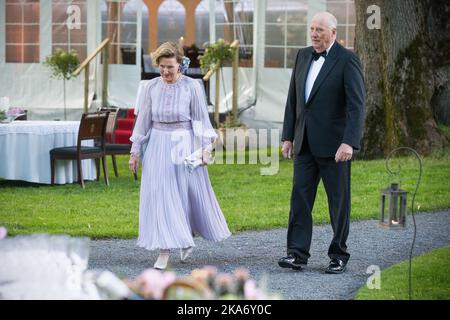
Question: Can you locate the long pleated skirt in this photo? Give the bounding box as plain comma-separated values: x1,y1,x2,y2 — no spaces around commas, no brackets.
136,127,231,251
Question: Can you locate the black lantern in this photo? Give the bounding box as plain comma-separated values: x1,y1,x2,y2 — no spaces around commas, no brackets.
380,183,408,228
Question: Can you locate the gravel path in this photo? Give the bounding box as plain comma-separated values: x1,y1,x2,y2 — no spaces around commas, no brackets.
88,211,450,300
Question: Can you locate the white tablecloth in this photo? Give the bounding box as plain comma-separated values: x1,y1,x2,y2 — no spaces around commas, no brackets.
0,121,97,184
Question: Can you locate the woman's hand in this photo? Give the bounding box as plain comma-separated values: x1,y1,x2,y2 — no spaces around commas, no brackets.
201,149,212,166
128,154,139,173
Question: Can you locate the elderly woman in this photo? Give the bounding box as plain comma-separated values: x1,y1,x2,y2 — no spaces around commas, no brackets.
128,42,231,270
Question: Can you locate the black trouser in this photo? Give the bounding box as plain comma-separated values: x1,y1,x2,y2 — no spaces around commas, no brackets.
287,135,351,263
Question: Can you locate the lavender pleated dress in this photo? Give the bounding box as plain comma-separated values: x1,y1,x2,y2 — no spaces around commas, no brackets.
130,75,231,251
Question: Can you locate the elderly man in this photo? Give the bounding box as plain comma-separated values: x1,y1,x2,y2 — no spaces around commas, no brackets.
279,11,365,273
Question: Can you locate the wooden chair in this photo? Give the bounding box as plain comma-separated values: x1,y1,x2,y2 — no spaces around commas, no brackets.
102,108,138,181
50,112,110,188
99,107,120,144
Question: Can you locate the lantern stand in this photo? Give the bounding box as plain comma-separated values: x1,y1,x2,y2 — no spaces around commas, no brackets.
383,147,422,300
380,183,408,228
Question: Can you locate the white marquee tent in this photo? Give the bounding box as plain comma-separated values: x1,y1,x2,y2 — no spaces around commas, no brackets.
0,0,355,129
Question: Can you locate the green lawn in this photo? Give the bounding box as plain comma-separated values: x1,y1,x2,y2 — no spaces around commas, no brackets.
355,246,450,300
1,148,449,239
438,124,450,141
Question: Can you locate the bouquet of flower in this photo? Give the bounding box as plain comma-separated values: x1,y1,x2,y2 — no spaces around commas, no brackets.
6,107,25,117
179,56,191,74
124,266,281,300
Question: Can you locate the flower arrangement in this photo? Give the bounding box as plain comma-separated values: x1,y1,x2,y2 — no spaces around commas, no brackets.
44,48,79,120
0,107,25,122
6,107,26,117
179,56,191,74
125,266,280,300
199,39,236,74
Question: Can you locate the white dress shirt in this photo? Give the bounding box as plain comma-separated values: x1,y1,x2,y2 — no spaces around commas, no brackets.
304,41,335,103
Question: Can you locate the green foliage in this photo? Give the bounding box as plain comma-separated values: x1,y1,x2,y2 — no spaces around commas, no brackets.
44,48,79,80
0,110,6,121
199,39,236,74
356,246,450,300
438,124,450,141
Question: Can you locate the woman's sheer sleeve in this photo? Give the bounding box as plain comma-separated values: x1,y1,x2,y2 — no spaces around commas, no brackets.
190,80,217,152
130,80,153,157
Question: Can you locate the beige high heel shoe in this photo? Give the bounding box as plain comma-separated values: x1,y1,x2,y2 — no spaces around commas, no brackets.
180,246,193,262
154,249,170,270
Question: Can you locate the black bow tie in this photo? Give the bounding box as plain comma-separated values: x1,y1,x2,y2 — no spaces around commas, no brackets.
312,50,327,61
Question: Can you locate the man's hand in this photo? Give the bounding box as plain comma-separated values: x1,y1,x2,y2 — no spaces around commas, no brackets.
335,143,353,162
128,154,139,173
282,141,293,159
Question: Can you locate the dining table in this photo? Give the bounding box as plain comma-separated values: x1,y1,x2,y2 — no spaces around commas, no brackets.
0,120,97,184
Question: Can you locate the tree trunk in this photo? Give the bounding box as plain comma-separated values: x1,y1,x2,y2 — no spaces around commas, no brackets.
354,0,449,158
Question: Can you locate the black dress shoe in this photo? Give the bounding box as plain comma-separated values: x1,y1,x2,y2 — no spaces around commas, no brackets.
278,255,307,270
325,258,347,274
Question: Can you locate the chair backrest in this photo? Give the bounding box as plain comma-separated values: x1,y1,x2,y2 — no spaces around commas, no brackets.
99,107,119,142
77,112,109,146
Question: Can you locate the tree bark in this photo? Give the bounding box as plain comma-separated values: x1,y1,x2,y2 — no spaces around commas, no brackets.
354,0,449,158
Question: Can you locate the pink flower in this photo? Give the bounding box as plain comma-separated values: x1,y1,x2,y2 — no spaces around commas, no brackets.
244,280,267,300
217,273,233,285
214,273,233,296
136,268,176,299
233,267,249,281
203,265,218,277
191,268,209,282
0,226,7,240
6,107,25,117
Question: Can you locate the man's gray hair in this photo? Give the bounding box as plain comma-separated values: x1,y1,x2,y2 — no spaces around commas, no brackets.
327,14,338,29
313,12,338,30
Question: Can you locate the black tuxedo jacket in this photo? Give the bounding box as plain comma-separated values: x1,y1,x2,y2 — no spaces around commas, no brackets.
281,42,365,157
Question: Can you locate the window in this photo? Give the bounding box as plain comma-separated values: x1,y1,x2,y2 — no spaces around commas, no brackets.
215,0,254,67
5,0,40,63
264,0,355,68
141,3,149,54
101,0,138,65
327,0,355,49
195,0,209,47
52,0,88,62
157,0,185,46
264,0,308,68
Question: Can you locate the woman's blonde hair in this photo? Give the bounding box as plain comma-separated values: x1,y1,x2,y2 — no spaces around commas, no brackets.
151,42,184,66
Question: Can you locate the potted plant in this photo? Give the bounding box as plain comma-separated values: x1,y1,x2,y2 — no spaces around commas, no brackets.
44,48,79,120
199,39,240,146
199,38,235,74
